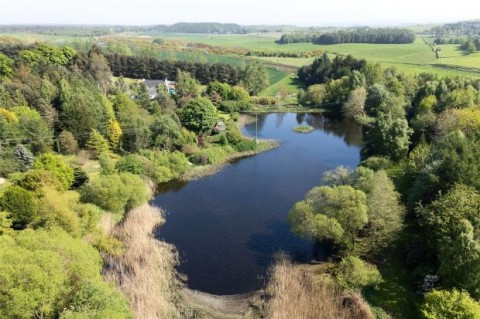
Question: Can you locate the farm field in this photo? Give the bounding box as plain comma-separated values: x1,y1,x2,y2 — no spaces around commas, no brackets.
150,33,480,77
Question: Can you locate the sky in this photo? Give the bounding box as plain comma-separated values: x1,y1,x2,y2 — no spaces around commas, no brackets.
0,0,479,26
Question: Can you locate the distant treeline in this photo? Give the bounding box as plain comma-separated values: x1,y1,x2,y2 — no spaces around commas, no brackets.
106,53,241,84
277,28,416,45
0,25,142,37
0,23,248,36
276,33,320,44
313,28,416,44
431,20,480,37
161,22,247,34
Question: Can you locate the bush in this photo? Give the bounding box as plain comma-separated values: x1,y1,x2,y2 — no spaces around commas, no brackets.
360,156,393,171
72,167,89,189
228,86,250,101
13,144,35,171
234,140,257,152
0,186,37,229
115,154,148,175
33,153,75,190
79,173,149,216
0,150,21,177
197,146,232,164
61,280,132,319
335,256,383,289
181,143,200,157
98,153,116,175
421,289,480,319
251,96,277,106
226,123,244,145
11,169,63,192
219,100,252,113
58,131,79,155
138,149,190,183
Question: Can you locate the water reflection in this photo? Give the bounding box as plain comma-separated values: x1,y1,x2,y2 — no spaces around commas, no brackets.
154,113,362,295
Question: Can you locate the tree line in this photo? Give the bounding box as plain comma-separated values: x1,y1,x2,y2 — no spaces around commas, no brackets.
0,22,248,36
106,53,242,85
277,28,416,45
431,20,480,37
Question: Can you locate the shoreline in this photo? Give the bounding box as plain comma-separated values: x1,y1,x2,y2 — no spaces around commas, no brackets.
178,140,279,181
176,113,280,182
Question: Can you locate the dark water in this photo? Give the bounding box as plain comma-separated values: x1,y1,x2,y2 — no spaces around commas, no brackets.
153,113,362,295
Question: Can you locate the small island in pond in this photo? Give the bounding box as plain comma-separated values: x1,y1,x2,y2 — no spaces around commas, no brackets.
292,125,314,133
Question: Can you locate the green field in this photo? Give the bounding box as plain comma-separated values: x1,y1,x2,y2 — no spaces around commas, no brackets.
148,34,480,78
4,31,480,90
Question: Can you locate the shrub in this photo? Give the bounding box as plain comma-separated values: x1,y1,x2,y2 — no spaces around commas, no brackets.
115,154,148,175
61,279,132,319
421,289,480,319
13,144,35,171
197,146,232,164
98,153,116,175
226,123,244,145
58,131,79,155
79,173,149,216
85,129,109,159
228,86,250,101
0,186,37,229
234,140,257,152
33,153,75,189
72,167,89,189
219,100,252,113
335,256,383,289
251,96,277,106
0,151,21,177
181,143,200,157
11,169,63,192
360,156,393,171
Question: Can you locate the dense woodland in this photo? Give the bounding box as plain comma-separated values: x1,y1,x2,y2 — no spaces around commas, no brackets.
106,53,242,85
277,28,416,45
431,20,480,37
291,53,480,318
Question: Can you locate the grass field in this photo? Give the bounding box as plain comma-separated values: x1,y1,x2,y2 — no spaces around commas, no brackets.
4,31,480,91
149,34,480,78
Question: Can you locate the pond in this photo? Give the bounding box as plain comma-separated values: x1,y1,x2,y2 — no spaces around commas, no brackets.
153,112,363,295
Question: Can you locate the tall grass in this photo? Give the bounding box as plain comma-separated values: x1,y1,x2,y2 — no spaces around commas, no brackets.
263,254,374,319
103,204,181,319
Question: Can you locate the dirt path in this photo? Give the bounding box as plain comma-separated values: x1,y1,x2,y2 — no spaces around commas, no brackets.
181,288,260,319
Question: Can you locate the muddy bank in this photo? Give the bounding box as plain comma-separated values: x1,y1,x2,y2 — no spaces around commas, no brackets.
182,288,260,319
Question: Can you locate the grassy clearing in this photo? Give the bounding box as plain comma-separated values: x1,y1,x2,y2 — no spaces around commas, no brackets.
293,125,314,133
261,73,302,97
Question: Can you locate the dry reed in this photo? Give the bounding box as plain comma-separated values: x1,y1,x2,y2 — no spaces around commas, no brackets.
103,204,181,319
263,254,374,319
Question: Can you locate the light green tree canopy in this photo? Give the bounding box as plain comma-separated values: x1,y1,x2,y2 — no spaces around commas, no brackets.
288,185,368,252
